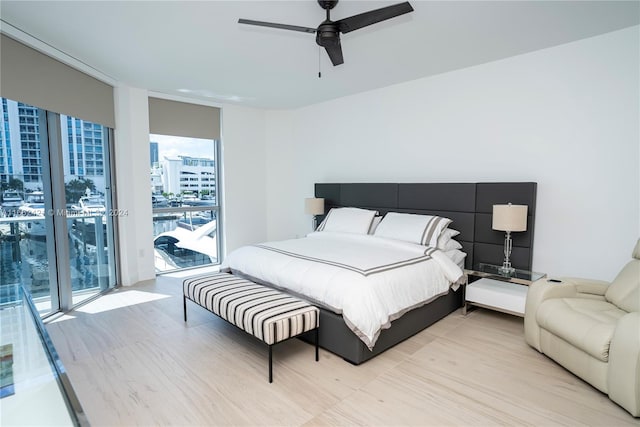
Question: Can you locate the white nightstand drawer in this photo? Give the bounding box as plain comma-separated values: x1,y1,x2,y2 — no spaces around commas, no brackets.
465,278,528,316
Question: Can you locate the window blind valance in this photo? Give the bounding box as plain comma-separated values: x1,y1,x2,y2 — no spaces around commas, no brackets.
0,34,115,128
148,97,221,140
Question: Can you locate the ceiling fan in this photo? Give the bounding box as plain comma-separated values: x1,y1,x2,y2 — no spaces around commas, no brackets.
238,0,414,66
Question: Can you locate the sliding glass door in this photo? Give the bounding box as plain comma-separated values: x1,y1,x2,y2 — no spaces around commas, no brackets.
0,102,58,316
0,97,117,316
59,115,117,305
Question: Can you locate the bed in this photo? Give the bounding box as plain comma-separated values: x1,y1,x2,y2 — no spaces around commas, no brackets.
223,182,537,364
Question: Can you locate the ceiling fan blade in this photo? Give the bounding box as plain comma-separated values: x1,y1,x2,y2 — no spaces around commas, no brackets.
336,2,414,34
238,18,316,34
324,43,344,66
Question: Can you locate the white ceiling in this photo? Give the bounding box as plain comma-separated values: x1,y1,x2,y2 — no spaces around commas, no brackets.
1,1,638,109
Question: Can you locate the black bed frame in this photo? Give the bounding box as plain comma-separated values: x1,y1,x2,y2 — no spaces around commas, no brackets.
300,182,537,364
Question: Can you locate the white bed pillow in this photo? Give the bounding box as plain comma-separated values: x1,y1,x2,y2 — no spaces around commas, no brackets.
441,239,463,251
444,248,467,269
373,212,452,247
437,228,462,251
316,207,378,234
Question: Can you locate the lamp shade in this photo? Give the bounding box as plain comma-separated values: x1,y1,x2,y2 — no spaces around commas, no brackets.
492,204,528,232
304,198,324,215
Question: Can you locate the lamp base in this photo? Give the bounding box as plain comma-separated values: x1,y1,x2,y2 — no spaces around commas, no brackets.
498,264,515,275
500,231,515,275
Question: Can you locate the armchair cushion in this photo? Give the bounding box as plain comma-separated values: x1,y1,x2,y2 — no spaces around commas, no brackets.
605,261,640,313
537,298,627,362
562,278,609,297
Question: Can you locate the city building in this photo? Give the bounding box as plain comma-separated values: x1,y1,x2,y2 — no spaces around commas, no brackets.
0,98,107,192
0,99,41,185
150,164,163,195
149,141,158,167
160,155,215,197
61,116,106,192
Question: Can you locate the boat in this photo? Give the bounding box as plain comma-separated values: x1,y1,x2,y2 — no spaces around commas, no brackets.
73,195,106,216
24,191,45,204
69,194,108,261
154,218,217,271
152,194,169,207
1,190,23,216
17,191,47,238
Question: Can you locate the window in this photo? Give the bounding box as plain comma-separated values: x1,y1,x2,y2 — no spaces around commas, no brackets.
149,134,221,273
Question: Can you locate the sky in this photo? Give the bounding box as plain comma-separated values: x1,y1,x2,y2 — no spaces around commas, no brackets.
150,134,216,161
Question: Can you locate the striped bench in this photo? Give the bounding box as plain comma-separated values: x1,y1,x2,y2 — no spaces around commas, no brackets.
183,272,319,383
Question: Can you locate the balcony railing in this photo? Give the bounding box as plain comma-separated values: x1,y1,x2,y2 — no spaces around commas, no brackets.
152,206,220,274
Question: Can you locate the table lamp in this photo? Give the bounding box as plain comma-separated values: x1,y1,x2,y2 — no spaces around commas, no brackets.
304,198,324,230
492,203,528,274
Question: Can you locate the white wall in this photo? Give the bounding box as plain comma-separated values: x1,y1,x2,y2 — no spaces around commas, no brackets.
113,90,268,285
220,104,268,254
264,26,640,281
113,85,156,285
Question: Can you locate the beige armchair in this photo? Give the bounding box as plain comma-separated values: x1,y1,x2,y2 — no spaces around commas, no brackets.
525,239,640,417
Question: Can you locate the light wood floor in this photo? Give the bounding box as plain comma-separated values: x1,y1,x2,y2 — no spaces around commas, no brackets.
46,274,637,426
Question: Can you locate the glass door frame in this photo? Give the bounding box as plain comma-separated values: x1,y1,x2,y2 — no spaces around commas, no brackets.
45,112,73,311
45,112,120,314
37,110,61,314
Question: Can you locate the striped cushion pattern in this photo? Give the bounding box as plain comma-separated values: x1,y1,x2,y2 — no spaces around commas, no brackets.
184,273,319,345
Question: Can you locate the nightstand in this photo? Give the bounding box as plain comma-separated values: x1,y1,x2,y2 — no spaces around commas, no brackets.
463,263,546,317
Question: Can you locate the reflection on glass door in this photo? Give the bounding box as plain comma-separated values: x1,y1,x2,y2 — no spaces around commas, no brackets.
0,97,117,315
62,117,117,305
0,101,57,316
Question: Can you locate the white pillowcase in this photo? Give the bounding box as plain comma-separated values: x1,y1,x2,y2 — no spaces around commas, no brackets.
444,249,467,268
316,207,378,234
441,239,463,251
437,228,462,251
373,212,452,247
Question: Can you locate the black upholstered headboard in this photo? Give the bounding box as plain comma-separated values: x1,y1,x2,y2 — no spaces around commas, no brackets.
315,182,537,271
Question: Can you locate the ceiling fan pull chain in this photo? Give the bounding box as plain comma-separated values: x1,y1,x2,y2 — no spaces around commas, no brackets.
318,47,322,78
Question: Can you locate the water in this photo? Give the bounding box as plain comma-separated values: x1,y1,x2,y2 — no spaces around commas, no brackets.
0,230,108,306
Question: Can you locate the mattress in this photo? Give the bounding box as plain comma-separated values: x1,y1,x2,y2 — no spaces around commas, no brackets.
221,231,464,349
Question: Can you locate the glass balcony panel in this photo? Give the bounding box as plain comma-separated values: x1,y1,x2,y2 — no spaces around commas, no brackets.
1,216,55,315
153,209,218,273
67,212,113,305
1,287,87,426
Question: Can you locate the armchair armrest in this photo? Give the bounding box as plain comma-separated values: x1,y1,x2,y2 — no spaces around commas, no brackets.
560,277,610,297
608,312,640,417
524,278,580,351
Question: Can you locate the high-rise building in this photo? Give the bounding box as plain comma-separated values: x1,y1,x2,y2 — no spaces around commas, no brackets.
0,97,107,191
150,141,159,167
0,99,41,184
0,98,16,183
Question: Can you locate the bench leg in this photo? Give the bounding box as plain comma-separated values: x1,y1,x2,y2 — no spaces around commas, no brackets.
268,345,273,383
315,328,319,362
183,295,187,322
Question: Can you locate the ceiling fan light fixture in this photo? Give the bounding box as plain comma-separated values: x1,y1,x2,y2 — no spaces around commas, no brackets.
238,0,414,67
315,22,340,47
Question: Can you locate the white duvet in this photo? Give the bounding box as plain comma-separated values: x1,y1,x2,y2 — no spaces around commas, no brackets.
221,232,465,349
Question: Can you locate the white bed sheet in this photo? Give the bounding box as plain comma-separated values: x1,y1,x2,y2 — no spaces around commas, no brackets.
221,232,464,349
